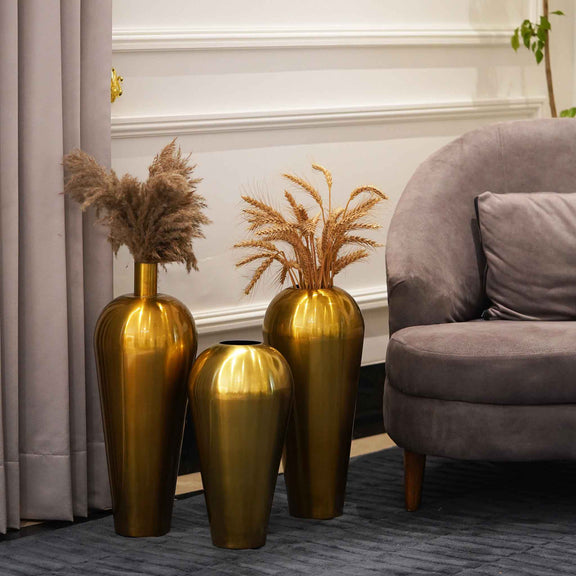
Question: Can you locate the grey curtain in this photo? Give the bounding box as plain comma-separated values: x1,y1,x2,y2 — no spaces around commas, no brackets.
0,0,113,532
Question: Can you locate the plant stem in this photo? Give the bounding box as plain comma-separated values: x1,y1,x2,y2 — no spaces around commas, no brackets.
543,0,558,117
277,250,299,288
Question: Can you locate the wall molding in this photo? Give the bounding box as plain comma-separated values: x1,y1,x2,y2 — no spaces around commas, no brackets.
112,26,519,53
194,285,388,335
111,98,544,139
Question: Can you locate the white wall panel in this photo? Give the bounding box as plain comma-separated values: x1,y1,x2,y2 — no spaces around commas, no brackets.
113,0,534,29
111,0,573,363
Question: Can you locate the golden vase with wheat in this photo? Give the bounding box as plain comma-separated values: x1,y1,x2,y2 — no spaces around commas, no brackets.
64,141,210,536
236,164,386,519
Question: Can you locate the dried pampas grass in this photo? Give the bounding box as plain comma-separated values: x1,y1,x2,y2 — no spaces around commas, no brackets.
235,164,386,294
64,139,210,271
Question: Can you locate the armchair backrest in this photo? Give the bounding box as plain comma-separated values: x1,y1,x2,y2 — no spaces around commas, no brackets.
386,119,576,335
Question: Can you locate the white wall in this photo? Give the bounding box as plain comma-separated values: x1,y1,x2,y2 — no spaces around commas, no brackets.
111,0,573,364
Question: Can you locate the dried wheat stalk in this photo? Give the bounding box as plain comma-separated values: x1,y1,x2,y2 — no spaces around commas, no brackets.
235,164,386,294
64,139,210,271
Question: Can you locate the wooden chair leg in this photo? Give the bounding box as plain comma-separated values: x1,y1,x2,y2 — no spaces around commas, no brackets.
404,450,426,512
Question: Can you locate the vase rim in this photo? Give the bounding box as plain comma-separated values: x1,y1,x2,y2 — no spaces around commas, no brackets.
285,286,343,292
219,340,262,346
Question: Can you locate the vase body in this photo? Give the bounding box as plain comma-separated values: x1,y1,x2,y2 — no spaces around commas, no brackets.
263,287,364,519
94,263,197,537
189,341,293,549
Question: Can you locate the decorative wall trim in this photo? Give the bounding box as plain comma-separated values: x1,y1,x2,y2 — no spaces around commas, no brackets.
111,26,516,53
111,98,544,139
194,285,388,335
112,26,518,52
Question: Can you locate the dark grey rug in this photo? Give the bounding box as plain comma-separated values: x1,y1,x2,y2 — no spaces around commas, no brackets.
2,447,576,576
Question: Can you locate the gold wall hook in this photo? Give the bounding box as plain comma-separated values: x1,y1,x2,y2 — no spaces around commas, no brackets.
111,68,124,103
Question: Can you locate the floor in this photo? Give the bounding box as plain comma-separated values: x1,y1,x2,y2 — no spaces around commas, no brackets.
9,447,576,575
175,433,396,496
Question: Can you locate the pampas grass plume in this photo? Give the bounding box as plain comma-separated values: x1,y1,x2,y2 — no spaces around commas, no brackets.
64,139,210,271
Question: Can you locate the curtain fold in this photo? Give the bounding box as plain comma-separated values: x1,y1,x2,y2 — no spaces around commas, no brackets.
0,0,21,536
0,0,113,532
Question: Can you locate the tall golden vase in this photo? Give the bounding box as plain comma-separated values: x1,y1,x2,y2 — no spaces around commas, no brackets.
188,341,293,549
263,287,364,519
94,262,197,537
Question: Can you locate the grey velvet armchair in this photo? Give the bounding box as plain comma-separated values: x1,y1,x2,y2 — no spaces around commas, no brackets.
384,119,576,511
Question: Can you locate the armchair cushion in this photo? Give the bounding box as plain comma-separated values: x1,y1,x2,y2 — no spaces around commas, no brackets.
387,320,576,405
476,191,576,321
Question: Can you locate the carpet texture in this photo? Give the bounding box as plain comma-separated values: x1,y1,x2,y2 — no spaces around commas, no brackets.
2,448,576,575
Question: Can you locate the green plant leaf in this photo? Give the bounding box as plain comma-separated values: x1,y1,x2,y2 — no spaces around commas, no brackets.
539,16,551,31
522,32,532,48
552,10,564,16
511,29,520,51
560,107,576,118
521,21,534,48
537,28,547,43
535,49,544,64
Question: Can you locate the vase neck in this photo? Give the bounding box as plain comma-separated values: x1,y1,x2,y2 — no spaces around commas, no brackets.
134,263,158,297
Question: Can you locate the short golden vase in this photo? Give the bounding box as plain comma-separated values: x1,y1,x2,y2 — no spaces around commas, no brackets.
94,262,197,537
263,287,364,519
188,341,293,549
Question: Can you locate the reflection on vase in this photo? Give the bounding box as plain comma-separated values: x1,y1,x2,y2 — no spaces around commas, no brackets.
264,287,364,519
95,262,197,537
189,340,293,548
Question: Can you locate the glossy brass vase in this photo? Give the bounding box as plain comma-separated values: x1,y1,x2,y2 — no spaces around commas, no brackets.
189,341,293,549
263,287,364,519
94,263,197,537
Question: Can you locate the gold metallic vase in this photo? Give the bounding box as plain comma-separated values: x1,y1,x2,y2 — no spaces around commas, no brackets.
189,341,293,549
94,262,197,537
263,287,364,519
